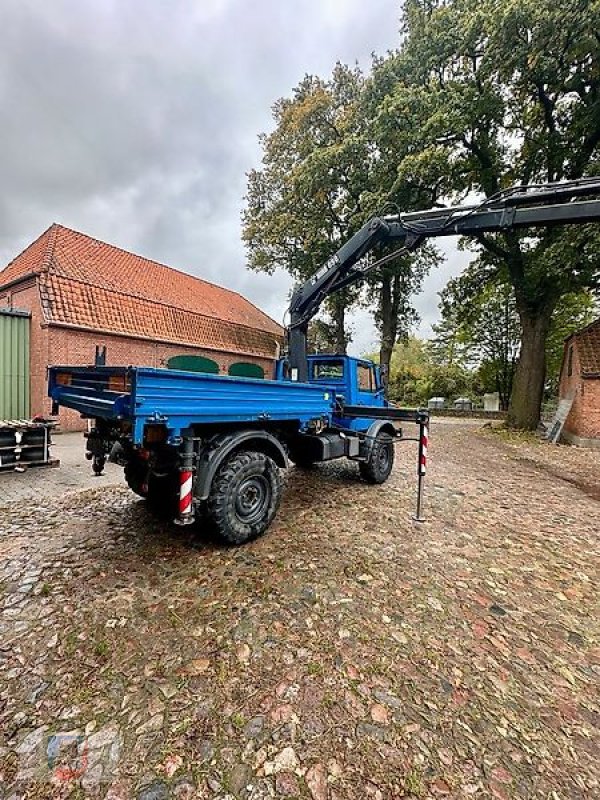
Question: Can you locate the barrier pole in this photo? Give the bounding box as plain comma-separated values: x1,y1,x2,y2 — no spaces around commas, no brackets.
413,413,429,523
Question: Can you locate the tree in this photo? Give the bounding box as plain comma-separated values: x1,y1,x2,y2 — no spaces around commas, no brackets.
435,277,521,409
372,0,600,428
243,63,438,381
243,65,369,353
545,291,598,394
368,336,473,405
307,317,342,354
435,274,597,407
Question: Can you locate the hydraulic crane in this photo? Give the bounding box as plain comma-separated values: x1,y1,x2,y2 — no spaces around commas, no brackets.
287,177,600,382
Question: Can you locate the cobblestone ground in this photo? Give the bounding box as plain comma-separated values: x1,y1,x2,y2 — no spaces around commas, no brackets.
0,424,598,800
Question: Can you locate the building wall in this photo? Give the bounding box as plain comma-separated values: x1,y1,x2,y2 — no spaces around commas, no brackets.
1,279,278,432
0,279,49,421
47,326,276,431
559,339,600,441
575,379,600,440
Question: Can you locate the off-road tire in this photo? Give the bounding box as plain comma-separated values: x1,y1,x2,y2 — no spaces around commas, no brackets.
207,450,282,545
359,432,394,484
124,458,149,498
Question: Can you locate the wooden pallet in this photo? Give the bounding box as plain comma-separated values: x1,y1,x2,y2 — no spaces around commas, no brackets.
0,458,60,472
0,419,58,431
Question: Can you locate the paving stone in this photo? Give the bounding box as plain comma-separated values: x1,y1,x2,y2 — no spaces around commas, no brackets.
138,780,170,800
0,422,599,799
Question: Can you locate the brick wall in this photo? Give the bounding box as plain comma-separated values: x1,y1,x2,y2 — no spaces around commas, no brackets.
48,326,276,431
574,379,600,439
559,339,600,441
1,278,278,432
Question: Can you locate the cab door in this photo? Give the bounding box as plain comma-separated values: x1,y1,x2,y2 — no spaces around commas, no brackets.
355,360,380,406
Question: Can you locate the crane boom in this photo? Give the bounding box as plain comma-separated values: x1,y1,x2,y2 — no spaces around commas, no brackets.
286,177,600,382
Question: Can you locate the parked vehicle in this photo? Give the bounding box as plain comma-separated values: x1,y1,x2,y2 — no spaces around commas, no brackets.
49,178,600,543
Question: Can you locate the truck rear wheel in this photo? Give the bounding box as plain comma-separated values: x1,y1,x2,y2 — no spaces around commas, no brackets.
359,432,394,484
208,450,282,545
124,458,149,498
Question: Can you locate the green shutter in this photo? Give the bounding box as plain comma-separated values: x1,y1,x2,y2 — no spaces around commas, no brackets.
166,354,220,374
228,362,265,379
0,309,30,420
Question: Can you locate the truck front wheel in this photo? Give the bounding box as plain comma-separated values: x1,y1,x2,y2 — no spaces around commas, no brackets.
359,432,394,484
208,450,282,545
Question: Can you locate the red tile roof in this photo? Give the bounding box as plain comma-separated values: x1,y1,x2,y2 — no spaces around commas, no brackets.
568,318,600,377
0,224,283,357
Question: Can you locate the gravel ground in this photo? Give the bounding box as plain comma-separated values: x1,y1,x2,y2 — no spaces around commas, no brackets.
0,423,598,799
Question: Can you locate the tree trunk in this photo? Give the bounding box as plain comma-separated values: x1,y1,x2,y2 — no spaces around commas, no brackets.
506,309,553,430
330,294,347,354
379,274,399,392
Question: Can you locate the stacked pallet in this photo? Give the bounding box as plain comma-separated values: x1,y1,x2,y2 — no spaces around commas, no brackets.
0,420,59,471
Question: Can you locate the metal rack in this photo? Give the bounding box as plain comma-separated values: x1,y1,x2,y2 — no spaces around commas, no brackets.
0,419,59,472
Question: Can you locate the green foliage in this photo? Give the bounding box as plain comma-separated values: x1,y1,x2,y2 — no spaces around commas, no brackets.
368,336,473,405
434,276,598,404
243,65,371,350
243,0,600,424
373,0,600,426
434,277,521,408
243,61,439,365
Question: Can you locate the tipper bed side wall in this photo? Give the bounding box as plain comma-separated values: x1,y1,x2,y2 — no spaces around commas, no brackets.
49,366,336,443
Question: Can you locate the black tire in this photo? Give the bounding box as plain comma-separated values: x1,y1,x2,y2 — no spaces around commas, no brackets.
0,431,17,448
146,471,180,520
124,458,149,498
359,432,394,484
207,450,282,545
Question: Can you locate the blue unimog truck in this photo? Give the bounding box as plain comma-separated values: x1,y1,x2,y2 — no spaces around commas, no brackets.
49,178,600,544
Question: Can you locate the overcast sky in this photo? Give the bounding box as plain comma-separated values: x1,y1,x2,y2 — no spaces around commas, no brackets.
0,0,470,354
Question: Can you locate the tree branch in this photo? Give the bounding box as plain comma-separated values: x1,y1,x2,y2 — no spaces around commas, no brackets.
474,233,510,261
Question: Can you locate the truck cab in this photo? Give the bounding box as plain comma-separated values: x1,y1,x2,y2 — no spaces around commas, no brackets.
275,354,386,407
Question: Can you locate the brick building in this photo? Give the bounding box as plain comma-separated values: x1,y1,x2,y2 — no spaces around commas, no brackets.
0,224,283,430
558,318,600,447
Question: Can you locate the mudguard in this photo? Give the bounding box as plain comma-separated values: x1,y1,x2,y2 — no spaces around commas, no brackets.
195,430,288,501
359,419,399,461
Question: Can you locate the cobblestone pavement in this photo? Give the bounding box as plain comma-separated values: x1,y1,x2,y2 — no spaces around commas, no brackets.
0,424,598,799
0,434,121,507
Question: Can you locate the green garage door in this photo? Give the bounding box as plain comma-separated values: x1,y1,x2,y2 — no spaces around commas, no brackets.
0,308,30,420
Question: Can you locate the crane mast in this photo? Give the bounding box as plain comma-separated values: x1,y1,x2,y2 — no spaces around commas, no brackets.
286,177,600,382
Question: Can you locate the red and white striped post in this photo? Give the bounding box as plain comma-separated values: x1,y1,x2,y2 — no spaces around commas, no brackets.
175,435,195,526
413,413,429,522
178,468,193,516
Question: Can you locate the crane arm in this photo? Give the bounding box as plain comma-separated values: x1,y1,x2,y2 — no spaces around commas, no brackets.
286,177,600,381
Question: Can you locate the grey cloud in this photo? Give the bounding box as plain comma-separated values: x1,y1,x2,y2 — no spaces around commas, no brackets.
0,0,468,347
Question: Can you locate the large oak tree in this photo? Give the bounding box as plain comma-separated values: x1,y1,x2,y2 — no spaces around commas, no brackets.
374,0,600,427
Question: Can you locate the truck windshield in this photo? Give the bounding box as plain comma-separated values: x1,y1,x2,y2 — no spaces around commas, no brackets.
312,360,344,380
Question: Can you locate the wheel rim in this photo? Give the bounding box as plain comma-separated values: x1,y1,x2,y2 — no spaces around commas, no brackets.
235,474,271,524
377,443,391,472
